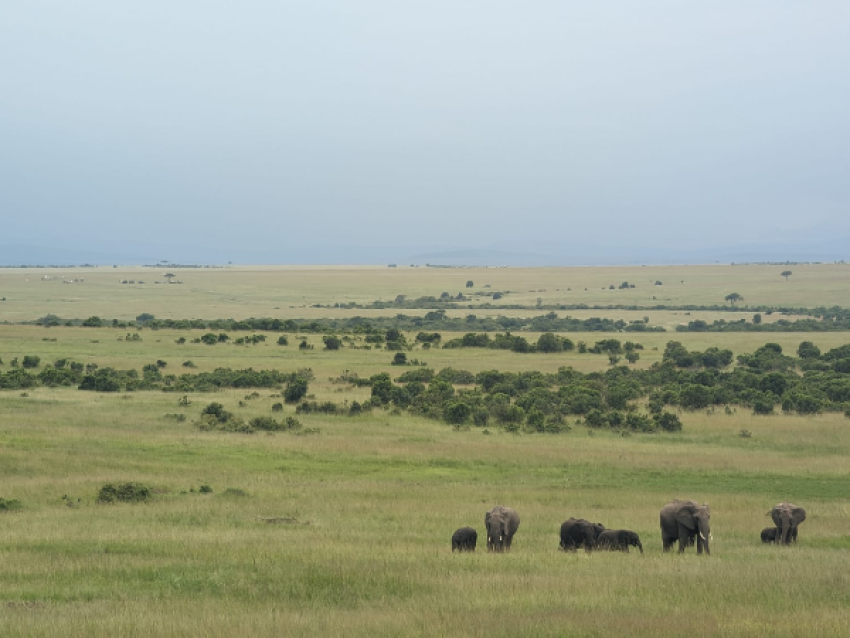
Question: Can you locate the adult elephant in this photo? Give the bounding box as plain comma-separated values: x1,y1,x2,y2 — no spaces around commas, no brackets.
559,518,605,552
485,506,520,552
597,529,643,553
770,502,805,545
660,499,711,555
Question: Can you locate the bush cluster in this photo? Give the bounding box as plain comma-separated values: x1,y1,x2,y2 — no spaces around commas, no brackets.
97,482,151,503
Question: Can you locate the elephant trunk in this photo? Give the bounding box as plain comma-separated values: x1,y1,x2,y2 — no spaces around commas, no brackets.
698,523,710,556
781,518,791,545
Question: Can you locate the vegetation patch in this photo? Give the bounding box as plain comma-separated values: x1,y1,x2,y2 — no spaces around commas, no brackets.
0,497,23,511
97,482,151,504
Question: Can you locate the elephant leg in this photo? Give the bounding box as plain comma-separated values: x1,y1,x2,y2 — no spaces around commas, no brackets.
662,535,675,552
678,528,691,553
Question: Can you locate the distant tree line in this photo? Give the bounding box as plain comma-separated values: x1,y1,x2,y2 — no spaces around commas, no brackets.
25,304,850,334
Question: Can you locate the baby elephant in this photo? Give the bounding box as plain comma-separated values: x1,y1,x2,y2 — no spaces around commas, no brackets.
596,529,643,553
452,527,478,552
761,526,797,544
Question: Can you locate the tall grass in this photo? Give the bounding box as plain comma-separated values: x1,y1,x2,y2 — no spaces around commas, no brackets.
2,383,850,636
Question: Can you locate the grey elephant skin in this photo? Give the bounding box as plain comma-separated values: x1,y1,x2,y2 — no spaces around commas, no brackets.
596,529,643,553
559,518,605,552
770,502,805,545
485,506,520,552
451,527,477,552
761,526,798,544
660,499,711,555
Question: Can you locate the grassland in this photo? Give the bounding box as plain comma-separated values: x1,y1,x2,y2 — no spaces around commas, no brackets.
2,265,850,637
1,262,848,323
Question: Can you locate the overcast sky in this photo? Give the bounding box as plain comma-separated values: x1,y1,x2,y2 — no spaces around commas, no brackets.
2,2,849,264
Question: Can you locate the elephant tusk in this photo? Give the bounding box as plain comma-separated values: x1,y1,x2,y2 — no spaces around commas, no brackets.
699,532,706,541
709,533,713,541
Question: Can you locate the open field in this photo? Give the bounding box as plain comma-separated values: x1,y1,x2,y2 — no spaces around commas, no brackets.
3,265,850,636
2,384,850,637
1,263,849,323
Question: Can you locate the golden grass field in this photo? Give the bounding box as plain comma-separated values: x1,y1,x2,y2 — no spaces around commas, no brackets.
2,264,850,637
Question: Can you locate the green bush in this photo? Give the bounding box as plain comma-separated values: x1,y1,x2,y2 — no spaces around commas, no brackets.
21,356,41,369
0,497,23,511
97,482,151,503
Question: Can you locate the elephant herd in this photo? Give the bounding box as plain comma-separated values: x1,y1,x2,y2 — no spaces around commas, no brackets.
452,500,806,554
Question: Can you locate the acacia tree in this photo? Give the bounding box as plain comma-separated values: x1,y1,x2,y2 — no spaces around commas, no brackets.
725,292,743,307
781,270,792,281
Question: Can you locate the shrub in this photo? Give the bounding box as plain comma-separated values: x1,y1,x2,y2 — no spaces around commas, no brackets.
753,398,775,415
323,335,342,350
536,333,562,353
272,402,283,412
0,497,23,511
21,356,40,369
392,352,407,366
277,335,289,346
526,408,545,431
249,416,283,431
655,412,682,432
97,482,151,503
284,377,309,403
444,402,472,425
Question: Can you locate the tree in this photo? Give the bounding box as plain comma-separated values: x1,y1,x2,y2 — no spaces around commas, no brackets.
466,280,474,288
797,341,821,359
536,333,562,353
392,352,407,366
322,335,341,350
164,273,176,283
781,270,792,282
284,377,309,403
725,292,743,307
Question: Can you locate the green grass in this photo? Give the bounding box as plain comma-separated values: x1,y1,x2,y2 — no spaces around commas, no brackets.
3,265,850,636
2,383,850,636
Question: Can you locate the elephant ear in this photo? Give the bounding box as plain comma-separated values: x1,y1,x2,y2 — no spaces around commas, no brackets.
770,507,783,527
676,504,696,530
792,507,806,525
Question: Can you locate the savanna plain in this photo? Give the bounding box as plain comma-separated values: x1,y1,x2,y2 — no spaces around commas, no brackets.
1,263,850,637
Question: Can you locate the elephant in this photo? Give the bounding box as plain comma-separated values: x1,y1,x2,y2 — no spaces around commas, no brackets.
596,529,643,553
559,518,605,552
451,526,477,552
660,499,711,555
761,527,778,543
770,502,805,545
485,506,520,552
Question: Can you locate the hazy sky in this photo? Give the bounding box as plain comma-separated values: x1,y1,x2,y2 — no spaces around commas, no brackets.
2,2,849,264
